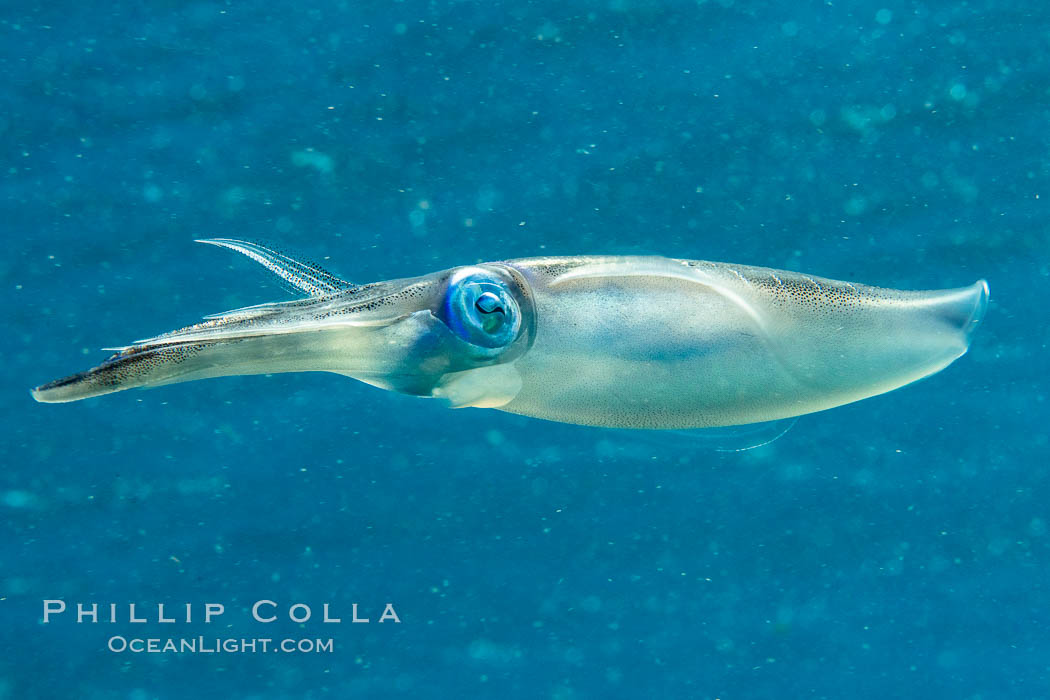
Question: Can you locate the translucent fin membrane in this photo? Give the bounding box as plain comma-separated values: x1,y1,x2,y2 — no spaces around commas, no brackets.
611,417,798,453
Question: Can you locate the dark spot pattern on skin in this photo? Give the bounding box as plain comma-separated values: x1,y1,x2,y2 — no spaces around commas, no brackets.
508,257,600,282
676,258,912,321
509,256,914,323
35,342,212,395
115,277,442,351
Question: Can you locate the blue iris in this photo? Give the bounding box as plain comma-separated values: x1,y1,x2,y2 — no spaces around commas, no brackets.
444,273,521,349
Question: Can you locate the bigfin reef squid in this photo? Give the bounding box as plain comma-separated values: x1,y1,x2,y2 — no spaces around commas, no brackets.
32,240,988,431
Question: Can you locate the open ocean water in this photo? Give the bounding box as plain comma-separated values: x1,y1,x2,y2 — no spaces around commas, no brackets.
3,1,1048,698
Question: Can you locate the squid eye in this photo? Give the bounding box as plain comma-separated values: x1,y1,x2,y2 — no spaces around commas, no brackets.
444,272,522,349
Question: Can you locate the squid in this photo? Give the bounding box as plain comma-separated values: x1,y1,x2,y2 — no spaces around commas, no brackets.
32,240,988,429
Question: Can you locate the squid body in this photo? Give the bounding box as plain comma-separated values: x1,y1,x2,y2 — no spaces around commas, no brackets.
32,241,988,429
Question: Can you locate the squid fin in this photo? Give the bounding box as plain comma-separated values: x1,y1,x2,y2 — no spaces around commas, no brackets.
681,417,798,453
612,418,798,453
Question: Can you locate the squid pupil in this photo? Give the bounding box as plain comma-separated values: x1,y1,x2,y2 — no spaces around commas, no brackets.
475,292,505,315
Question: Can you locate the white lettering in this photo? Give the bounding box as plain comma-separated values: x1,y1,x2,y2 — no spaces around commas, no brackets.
77,603,98,623
379,604,401,623
204,603,224,623
42,600,65,623
289,603,311,623
252,600,277,623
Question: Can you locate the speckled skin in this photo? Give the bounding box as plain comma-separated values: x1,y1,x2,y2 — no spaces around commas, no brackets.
499,257,987,428
32,254,987,430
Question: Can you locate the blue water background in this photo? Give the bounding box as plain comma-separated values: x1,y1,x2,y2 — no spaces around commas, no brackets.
3,1,1048,698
